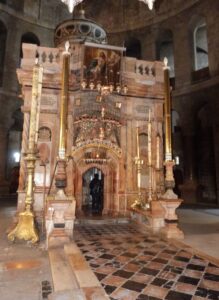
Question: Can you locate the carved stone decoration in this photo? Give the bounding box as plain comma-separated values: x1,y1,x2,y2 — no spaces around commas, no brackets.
38,126,51,141
74,119,121,147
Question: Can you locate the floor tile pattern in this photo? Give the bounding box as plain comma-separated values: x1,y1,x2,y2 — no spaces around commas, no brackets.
74,224,219,300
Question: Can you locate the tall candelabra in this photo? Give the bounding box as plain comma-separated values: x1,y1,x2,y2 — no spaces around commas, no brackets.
8,60,43,243
55,41,71,199
162,57,177,199
132,126,144,209
159,58,184,239
147,109,153,205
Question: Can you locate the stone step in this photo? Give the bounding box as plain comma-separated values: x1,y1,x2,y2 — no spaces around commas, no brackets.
48,243,109,300
64,243,109,299
75,217,130,225
49,248,79,292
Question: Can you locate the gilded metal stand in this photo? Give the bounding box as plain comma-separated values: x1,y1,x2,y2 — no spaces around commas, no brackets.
55,41,70,194
131,126,144,209
162,58,177,198
8,61,43,243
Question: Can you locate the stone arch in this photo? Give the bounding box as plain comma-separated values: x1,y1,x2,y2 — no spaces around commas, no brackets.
188,15,209,72
72,144,122,216
125,37,141,59
20,32,40,59
0,19,7,86
156,29,175,78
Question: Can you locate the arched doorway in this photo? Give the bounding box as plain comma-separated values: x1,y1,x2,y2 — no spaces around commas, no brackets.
82,167,104,216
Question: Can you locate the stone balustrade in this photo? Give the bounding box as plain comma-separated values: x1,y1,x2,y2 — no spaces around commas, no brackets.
122,57,164,86
20,43,61,71
20,43,164,88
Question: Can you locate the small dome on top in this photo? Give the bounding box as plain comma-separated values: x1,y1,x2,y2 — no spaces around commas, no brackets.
54,10,107,47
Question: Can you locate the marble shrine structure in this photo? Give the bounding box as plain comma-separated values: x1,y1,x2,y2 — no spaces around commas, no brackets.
9,10,183,246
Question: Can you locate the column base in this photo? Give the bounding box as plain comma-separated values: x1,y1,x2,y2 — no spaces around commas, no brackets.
130,200,165,234
159,198,184,240
45,195,76,249
161,221,184,239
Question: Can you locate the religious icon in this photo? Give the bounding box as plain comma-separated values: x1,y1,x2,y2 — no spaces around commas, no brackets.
83,45,123,88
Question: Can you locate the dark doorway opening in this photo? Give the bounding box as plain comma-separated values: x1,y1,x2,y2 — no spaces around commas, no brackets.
82,168,104,216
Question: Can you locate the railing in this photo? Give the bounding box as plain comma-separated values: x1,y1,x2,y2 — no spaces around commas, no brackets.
122,57,164,85
21,43,61,70
20,43,164,86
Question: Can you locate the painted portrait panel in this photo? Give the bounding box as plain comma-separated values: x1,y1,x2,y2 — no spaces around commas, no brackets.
83,44,123,87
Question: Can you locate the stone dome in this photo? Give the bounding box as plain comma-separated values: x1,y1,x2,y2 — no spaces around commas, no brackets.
54,10,107,46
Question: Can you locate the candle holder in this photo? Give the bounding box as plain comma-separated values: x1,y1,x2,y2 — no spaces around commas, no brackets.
8,61,43,243
131,156,144,209
159,57,184,239
131,126,145,209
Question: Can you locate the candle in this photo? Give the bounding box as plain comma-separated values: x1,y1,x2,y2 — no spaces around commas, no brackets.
59,41,70,159
29,60,42,150
136,126,140,158
101,107,105,118
156,134,160,169
163,57,172,161
34,59,43,144
148,109,152,166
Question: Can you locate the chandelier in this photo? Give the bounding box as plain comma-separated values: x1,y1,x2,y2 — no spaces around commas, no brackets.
61,0,83,13
61,0,155,13
138,0,155,10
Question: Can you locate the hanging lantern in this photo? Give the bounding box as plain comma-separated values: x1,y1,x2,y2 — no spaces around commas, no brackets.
61,0,83,13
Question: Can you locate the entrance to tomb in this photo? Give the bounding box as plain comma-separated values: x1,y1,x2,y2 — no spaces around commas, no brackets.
82,167,104,216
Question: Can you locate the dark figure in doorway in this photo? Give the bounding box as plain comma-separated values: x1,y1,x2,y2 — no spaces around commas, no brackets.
89,174,103,213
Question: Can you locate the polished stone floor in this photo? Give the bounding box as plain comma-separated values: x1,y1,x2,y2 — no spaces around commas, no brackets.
74,224,219,300
0,201,53,300
0,198,219,300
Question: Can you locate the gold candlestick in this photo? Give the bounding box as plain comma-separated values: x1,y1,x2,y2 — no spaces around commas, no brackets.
148,109,153,204
162,57,177,199
55,41,70,194
8,60,43,243
163,57,172,161
132,125,144,209
156,134,160,169
59,41,70,160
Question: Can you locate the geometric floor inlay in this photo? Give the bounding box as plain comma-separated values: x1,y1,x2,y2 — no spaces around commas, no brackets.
74,224,219,300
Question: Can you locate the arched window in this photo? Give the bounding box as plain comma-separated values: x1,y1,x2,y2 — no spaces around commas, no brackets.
156,30,175,78
125,37,141,59
20,32,40,59
193,22,208,71
0,20,7,86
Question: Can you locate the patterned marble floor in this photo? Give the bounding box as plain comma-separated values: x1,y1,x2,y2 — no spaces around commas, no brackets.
74,224,219,300
0,201,53,300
